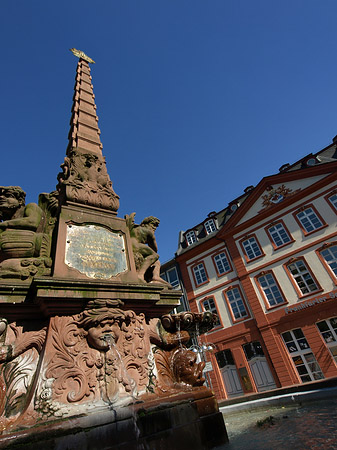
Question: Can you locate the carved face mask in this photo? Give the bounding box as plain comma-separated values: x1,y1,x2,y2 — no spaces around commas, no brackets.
86,319,121,351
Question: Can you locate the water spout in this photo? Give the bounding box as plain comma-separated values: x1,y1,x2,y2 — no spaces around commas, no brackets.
176,316,183,349
103,333,115,347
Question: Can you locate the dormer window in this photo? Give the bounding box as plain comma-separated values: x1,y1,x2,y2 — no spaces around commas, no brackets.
204,219,216,235
185,230,197,246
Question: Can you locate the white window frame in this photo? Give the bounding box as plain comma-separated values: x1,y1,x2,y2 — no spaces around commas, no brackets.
257,273,285,307
161,267,180,288
328,193,337,211
282,328,324,382
193,263,208,286
267,222,291,247
320,245,337,278
213,252,231,275
204,219,216,235
316,317,337,363
242,236,262,260
201,297,220,326
296,207,323,233
225,287,249,320
185,230,197,246
287,259,319,295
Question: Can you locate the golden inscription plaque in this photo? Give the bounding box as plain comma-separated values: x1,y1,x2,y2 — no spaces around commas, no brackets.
65,224,127,279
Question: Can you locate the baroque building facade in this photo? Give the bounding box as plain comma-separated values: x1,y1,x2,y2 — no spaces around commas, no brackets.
175,139,337,400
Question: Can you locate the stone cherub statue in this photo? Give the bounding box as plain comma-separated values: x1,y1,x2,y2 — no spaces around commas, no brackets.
0,186,57,279
125,213,171,287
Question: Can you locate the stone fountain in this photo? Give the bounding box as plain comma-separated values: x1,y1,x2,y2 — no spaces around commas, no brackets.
0,50,228,449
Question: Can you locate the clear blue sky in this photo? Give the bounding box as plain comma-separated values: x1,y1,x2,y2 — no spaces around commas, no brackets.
1,1,337,263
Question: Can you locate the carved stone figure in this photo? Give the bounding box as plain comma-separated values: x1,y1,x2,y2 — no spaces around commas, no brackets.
171,348,205,387
126,213,171,286
149,312,217,394
0,319,47,430
0,187,57,279
57,149,120,211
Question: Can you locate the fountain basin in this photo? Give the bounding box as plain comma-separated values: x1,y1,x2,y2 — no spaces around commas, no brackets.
0,388,228,450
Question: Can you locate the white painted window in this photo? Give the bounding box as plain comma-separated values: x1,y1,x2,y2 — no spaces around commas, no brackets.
320,245,337,277
328,193,337,210
185,231,197,246
282,328,324,382
296,207,323,233
204,219,216,235
317,317,337,363
268,223,291,247
214,252,231,275
161,267,180,288
257,273,285,307
202,298,220,326
242,236,262,260
193,263,208,285
226,287,248,320
287,260,318,294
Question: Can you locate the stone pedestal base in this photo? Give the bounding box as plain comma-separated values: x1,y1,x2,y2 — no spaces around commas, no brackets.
0,389,228,450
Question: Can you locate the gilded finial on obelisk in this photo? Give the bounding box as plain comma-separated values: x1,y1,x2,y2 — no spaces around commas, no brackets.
70,48,95,64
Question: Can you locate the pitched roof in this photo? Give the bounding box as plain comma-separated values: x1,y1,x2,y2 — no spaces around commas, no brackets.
176,139,337,256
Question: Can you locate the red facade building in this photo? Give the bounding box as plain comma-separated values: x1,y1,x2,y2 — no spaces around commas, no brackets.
176,139,337,400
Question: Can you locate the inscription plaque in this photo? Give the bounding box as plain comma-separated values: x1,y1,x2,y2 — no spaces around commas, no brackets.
65,224,127,279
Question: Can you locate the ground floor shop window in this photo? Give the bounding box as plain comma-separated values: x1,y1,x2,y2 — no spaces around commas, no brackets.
281,328,324,382
317,317,337,363
242,342,277,392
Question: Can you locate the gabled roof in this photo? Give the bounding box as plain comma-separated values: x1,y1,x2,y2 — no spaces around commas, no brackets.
176,139,337,256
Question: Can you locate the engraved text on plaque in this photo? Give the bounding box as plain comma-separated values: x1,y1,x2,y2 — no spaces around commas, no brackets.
65,224,127,279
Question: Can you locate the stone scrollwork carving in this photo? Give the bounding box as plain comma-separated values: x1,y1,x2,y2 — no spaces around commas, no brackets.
0,187,59,279
57,149,120,212
0,308,218,428
35,299,151,418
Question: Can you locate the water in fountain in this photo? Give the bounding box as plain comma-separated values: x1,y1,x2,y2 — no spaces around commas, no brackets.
103,333,138,402
176,316,183,349
103,334,143,449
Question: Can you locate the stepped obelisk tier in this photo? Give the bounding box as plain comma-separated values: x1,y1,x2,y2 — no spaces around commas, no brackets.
52,50,133,281
57,49,119,212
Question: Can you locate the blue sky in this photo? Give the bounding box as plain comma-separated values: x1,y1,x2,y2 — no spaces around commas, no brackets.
1,1,337,262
